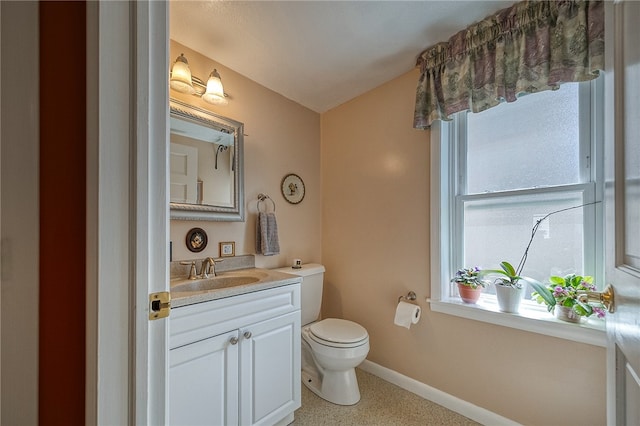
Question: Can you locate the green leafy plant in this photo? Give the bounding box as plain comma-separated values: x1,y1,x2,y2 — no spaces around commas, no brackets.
481,261,525,289
480,203,601,290
454,202,601,300
530,274,606,318
450,267,487,289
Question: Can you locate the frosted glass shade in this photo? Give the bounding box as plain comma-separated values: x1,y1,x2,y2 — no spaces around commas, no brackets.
170,54,195,94
202,69,228,105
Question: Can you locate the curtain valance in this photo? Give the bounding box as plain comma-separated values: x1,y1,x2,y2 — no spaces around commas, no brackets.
413,0,604,129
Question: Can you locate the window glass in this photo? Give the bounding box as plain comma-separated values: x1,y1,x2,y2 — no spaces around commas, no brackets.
435,76,603,334
466,84,581,194
463,191,585,299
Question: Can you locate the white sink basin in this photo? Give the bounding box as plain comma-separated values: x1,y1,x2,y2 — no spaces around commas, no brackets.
170,270,270,294
169,267,302,307
172,275,260,292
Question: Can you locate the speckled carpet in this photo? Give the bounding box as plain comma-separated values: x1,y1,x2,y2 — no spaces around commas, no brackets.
292,368,479,426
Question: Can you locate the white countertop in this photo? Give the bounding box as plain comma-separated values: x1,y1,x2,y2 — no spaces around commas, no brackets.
170,268,302,308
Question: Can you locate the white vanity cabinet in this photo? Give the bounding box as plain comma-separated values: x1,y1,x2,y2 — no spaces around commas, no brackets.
170,283,301,426
170,329,240,425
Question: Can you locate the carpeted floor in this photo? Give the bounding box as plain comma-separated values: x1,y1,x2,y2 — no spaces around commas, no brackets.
292,368,480,426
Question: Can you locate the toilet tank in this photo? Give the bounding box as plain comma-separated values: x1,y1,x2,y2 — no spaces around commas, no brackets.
274,264,325,326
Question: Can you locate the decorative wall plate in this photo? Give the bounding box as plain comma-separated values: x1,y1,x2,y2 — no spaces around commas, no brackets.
281,173,305,204
186,227,208,252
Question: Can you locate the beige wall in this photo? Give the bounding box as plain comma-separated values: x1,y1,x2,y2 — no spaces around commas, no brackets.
320,69,606,425
169,40,321,269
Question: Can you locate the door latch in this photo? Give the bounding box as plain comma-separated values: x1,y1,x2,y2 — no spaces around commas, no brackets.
578,284,616,314
149,291,171,320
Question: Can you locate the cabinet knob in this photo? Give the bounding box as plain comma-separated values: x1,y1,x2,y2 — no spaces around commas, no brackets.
243,331,252,339
229,336,239,345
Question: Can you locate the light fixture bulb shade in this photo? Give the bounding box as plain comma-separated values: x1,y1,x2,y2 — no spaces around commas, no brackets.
170,54,195,94
202,69,228,105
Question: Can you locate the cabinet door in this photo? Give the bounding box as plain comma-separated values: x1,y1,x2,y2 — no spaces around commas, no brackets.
170,330,240,426
239,311,301,426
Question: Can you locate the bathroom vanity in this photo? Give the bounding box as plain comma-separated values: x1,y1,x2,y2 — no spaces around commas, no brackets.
169,267,301,426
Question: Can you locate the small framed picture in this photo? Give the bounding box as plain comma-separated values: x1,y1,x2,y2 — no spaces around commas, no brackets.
219,241,235,257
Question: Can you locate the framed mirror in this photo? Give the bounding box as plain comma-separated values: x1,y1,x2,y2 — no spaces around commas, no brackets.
169,98,244,221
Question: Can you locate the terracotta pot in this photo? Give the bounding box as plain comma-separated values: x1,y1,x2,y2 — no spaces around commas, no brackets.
457,284,482,304
554,305,585,323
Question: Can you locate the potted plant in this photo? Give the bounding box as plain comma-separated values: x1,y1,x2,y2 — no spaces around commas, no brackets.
451,267,487,304
480,202,600,313
530,274,606,323
481,261,529,313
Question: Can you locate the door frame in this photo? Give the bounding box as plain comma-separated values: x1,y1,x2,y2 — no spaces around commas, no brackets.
603,3,617,422
85,1,169,423
0,2,40,423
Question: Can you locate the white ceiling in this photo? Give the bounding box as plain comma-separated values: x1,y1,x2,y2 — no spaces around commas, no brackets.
170,1,514,113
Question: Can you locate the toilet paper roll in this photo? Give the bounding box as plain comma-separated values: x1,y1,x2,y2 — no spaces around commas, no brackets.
394,301,421,329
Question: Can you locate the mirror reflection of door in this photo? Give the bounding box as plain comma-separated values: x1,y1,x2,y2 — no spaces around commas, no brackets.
170,115,235,207
170,143,198,204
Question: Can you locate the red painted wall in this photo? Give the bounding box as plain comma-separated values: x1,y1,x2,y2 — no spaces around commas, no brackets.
39,2,86,424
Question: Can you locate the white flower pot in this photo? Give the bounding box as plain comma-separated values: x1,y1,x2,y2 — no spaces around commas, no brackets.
554,305,585,323
495,284,524,313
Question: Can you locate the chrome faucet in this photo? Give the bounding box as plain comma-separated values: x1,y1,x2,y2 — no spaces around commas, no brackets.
200,257,220,278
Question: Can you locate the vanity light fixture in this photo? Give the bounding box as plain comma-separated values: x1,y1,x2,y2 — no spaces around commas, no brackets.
169,53,196,94
170,53,229,106
202,69,228,105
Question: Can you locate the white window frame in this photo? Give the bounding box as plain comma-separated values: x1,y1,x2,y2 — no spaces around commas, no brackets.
429,78,606,347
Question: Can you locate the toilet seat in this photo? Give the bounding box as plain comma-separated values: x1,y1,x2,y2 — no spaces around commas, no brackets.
308,318,368,348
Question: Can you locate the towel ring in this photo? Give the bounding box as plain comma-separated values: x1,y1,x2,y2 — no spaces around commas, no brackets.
257,193,276,212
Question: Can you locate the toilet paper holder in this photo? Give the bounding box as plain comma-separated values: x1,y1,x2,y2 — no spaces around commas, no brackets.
398,291,417,303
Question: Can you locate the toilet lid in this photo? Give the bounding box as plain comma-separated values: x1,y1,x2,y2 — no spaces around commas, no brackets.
309,318,368,344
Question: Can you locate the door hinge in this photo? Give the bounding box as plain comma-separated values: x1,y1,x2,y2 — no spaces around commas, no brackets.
149,291,171,320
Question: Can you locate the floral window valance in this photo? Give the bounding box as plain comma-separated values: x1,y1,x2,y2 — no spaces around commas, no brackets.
413,0,604,129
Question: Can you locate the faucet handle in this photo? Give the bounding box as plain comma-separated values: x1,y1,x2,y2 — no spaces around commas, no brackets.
180,261,197,280
201,257,223,278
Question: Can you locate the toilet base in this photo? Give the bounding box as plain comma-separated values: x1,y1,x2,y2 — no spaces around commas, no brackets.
302,366,361,406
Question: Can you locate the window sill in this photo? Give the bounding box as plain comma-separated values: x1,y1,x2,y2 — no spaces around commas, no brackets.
428,297,606,347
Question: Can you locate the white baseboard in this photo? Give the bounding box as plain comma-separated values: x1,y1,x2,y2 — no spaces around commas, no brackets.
359,360,520,426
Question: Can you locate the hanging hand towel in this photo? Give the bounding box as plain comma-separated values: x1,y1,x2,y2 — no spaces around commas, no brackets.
256,211,280,256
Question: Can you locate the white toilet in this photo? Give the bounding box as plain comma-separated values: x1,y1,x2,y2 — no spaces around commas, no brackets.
275,264,369,405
